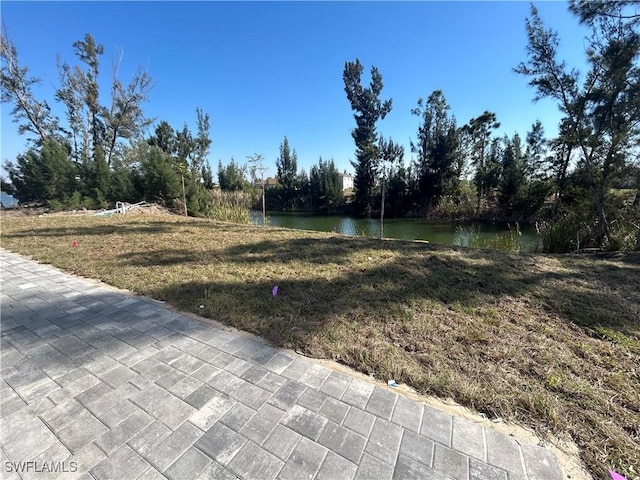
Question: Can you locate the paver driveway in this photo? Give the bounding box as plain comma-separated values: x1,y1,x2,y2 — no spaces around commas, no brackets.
0,249,564,480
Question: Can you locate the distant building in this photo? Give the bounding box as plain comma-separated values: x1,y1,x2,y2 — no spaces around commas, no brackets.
339,173,354,191
255,177,279,190
0,192,18,209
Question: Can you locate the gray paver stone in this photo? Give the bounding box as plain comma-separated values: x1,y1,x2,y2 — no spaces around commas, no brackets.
165,446,212,480
225,358,252,377
227,441,284,480
281,357,312,381
452,416,486,461
39,399,85,432
393,454,449,480
364,418,403,465
341,379,374,409
4,419,60,463
391,395,423,433
240,365,269,384
485,429,526,476
127,420,172,457
319,371,351,399
268,380,306,411
210,352,235,369
263,352,295,375
262,425,302,461
281,404,328,441
99,365,138,389
318,397,350,424
95,408,154,455
84,382,140,421
195,460,240,480
278,436,327,480
184,384,218,409
365,387,397,420
433,443,469,480
190,364,220,383
144,421,203,472
192,346,223,364
354,453,394,480
207,370,245,395
400,429,435,466
195,422,247,466
421,406,453,447
167,376,203,399
298,364,332,390
470,457,508,480
257,372,288,393
137,467,166,480
520,443,563,480
56,410,109,453
316,451,358,480
155,369,188,389
189,392,236,431
343,407,376,437
90,445,151,480
318,420,367,464
240,403,284,445
296,388,328,412
94,399,140,429
220,402,256,432
231,382,272,410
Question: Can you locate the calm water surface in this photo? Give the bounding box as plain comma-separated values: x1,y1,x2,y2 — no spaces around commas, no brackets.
250,211,542,252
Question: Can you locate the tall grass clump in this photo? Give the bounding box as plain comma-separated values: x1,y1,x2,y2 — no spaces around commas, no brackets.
483,223,522,252
456,223,524,252
205,190,253,224
455,224,481,248
536,213,589,253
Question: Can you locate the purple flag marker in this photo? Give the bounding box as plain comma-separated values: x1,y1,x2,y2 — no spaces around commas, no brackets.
610,471,628,480
272,285,279,297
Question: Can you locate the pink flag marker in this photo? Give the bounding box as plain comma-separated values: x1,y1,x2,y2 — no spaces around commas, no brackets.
272,285,278,297
610,471,628,480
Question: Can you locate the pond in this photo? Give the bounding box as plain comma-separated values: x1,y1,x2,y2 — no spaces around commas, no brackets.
250,211,542,253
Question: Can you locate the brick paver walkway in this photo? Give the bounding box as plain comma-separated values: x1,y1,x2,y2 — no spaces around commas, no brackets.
0,249,564,480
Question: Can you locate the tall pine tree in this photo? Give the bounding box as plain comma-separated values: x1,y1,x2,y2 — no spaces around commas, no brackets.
343,59,392,216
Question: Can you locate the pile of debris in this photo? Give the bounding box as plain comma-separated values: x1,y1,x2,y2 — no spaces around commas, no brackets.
93,201,159,217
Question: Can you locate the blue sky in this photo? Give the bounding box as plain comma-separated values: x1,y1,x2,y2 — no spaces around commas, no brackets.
1,1,590,178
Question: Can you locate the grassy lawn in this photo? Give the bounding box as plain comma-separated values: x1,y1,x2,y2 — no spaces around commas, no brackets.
2,212,639,479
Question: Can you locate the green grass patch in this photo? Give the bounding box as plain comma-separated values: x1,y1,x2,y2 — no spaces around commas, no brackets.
1,212,639,479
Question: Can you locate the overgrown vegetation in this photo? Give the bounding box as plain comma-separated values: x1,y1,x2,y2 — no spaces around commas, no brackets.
205,190,252,224
1,213,638,479
456,223,527,252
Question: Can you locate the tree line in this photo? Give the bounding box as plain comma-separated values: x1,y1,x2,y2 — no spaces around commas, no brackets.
334,0,639,251
2,1,639,251
0,29,223,215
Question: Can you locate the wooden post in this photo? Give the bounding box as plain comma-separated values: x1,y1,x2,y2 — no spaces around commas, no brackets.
262,174,266,227
182,175,187,217
379,173,385,239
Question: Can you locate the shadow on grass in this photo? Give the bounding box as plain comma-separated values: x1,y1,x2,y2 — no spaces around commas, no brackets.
122,236,639,343
0,218,256,240
1,221,178,238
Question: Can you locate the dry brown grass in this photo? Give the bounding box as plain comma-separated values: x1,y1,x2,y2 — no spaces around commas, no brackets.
2,212,639,479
